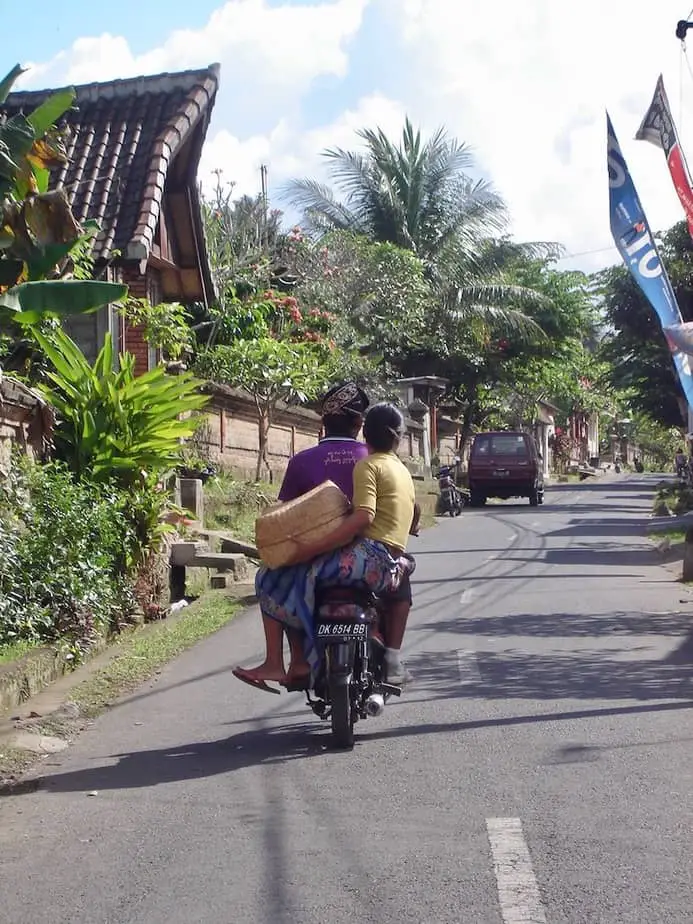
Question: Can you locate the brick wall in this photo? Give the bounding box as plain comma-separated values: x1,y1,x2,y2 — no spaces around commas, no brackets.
118,264,160,375
0,380,49,475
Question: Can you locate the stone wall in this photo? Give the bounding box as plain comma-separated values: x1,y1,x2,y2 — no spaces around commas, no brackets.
194,385,323,479
193,385,427,480
0,378,52,475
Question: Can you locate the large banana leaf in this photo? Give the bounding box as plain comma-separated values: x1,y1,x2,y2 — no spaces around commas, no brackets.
0,279,127,324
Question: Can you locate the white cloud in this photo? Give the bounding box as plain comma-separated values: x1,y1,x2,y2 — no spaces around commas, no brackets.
20,0,693,271
198,93,406,199
383,0,693,269
20,0,369,111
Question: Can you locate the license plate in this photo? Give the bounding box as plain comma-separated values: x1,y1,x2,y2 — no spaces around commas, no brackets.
493,469,509,477
316,621,368,640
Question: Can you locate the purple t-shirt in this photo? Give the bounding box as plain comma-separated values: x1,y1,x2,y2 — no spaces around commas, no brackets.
279,438,369,502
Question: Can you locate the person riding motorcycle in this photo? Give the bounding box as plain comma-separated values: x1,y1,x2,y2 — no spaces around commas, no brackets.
232,386,418,694
675,447,688,480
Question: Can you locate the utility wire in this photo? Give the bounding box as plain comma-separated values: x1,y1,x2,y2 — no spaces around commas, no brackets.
554,245,617,261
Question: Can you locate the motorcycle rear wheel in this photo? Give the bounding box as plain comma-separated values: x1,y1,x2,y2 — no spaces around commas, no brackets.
329,676,355,749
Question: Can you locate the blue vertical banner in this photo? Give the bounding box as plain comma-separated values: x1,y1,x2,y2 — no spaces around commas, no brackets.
607,112,693,412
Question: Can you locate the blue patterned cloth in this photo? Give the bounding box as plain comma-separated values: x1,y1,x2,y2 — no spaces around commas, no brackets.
256,538,401,668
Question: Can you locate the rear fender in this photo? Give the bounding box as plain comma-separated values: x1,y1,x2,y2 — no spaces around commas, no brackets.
326,642,356,678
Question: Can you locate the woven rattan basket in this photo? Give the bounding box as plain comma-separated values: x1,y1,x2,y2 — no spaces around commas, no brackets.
255,480,351,568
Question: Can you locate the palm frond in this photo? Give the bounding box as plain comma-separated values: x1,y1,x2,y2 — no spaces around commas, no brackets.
448,283,550,340
280,178,361,232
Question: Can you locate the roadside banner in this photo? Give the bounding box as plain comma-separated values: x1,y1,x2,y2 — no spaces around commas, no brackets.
607,113,693,407
636,75,693,240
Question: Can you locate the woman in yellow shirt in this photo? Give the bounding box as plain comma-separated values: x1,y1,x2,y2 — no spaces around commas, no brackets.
233,403,416,693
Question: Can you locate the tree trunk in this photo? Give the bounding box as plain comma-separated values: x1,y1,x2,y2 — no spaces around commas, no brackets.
458,401,478,460
256,407,272,482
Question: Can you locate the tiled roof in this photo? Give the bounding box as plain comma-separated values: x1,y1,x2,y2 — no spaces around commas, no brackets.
2,65,219,263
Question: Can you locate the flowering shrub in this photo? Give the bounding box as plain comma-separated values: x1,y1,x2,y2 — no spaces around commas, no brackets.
259,289,337,352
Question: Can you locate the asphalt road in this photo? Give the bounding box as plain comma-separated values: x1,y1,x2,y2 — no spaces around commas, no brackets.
2,474,693,924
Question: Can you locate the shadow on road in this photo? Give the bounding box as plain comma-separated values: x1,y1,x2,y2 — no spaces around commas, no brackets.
3,720,334,797
359,699,693,746
403,611,693,705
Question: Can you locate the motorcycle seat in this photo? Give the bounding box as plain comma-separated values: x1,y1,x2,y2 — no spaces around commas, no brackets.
315,585,377,609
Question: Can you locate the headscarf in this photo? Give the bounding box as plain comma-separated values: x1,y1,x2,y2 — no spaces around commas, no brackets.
321,382,370,418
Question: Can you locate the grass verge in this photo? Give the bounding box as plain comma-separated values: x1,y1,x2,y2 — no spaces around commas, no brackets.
71,592,241,718
653,481,693,517
0,639,40,665
0,591,244,790
204,471,440,536
648,528,686,543
204,473,279,541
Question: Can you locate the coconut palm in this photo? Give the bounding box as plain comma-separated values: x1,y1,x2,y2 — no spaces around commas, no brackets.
284,119,552,340
283,119,505,267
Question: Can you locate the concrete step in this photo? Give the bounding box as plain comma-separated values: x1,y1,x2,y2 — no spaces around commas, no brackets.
170,541,209,566
220,537,259,558
189,552,249,580
191,529,259,559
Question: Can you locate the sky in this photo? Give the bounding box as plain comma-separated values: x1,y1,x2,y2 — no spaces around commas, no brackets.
12,0,693,272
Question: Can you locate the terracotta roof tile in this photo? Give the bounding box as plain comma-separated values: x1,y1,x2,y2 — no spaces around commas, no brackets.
1,65,220,263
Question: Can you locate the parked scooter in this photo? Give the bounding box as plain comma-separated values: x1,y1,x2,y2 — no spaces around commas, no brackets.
437,461,464,516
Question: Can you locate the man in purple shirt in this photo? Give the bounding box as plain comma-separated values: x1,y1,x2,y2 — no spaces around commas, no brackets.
279,382,370,503
233,381,416,693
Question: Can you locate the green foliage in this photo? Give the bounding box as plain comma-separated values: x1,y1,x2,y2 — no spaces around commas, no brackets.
204,472,279,541
596,220,693,427
286,232,432,367
195,337,326,479
196,336,323,404
33,326,209,483
202,171,283,293
0,460,137,654
284,117,506,268
119,297,193,361
627,412,681,466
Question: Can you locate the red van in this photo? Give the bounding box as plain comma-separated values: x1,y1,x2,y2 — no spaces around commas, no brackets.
467,430,544,507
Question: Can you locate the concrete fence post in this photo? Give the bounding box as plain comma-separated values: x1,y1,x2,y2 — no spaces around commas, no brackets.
683,527,693,583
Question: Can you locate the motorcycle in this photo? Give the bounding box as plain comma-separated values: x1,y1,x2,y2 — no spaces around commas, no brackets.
676,457,690,483
303,563,414,749
437,463,464,517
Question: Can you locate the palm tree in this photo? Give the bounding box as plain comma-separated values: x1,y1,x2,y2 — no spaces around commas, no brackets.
284,119,552,340
283,118,505,267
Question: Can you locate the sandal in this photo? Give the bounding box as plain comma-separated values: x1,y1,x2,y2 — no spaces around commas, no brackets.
280,670,311,692
232,667,281,695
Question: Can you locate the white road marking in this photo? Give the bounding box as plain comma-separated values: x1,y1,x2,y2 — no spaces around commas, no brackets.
459,587,477,605
486,817,547,924
456,649,481,685
484,553,499,562
506,533,517,542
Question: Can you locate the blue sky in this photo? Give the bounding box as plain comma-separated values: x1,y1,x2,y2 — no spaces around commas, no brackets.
13,0,693,271
16,1,223,61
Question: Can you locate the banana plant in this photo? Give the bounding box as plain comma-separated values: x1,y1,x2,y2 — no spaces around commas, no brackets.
0,64,126,338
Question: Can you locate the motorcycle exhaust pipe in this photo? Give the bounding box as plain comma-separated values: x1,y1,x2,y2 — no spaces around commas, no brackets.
365,693,385,717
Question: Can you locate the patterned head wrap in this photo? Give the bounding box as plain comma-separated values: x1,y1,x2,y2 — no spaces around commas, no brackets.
321,382,370,418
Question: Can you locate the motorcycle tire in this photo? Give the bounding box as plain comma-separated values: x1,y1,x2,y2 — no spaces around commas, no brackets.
329,676,354,749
